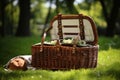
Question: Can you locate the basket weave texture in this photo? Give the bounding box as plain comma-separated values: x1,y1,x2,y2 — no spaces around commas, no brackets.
32,45,98,69
32,14,99,70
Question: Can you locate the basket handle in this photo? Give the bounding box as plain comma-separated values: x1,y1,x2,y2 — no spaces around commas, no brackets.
40,32,61,52
79,14,85,40
40,32,47,52
58,13,63,42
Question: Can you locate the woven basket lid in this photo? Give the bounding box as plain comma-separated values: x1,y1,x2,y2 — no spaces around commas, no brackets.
47,14,98,45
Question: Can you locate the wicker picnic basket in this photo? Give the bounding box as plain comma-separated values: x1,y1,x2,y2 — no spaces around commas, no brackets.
31,14,99,70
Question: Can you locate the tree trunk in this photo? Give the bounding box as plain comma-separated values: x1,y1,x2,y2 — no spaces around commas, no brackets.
100,0,120,37
56,0,60,14
106,0,120,37
0,0,6,37
99,0,108,22
65,0,78,14
15,0,30,36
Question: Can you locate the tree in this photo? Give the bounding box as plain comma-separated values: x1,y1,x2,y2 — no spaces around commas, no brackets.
15,0,31,36
99,0,120,37
64,0,78,14
0,0,17,37
55,0,78,14
55,0,59,14
0,0,8,37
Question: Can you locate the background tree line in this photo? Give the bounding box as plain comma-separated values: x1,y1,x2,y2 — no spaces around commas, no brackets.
0,0,120,37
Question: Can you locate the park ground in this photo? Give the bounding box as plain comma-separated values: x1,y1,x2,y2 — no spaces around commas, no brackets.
0,36,120,80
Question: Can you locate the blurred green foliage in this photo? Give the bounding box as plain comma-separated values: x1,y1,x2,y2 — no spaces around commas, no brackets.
0,0,107,36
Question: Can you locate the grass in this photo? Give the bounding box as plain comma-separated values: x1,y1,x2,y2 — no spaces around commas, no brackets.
0,36,120,80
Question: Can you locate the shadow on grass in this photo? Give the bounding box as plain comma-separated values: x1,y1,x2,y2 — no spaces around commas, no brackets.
0,70,24,80
98,36,120,51
0,69,41,80
88,62,120,80
0,62,120,80
0,68,56,80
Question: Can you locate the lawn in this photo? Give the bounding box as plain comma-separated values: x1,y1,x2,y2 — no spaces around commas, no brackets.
0,36,120,80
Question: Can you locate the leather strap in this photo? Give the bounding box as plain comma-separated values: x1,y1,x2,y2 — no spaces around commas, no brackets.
58,14,63,41
40,32,46,52
79,14,85,40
